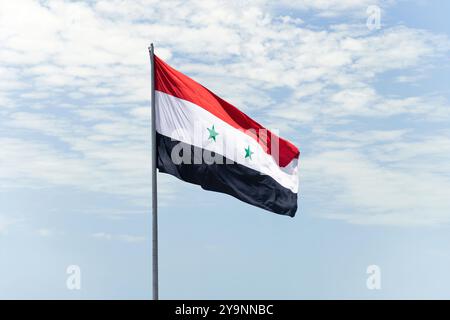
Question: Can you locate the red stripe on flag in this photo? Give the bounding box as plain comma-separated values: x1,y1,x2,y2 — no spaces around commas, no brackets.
154,55,300,167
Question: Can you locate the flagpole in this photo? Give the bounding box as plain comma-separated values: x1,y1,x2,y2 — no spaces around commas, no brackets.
149,43,159,300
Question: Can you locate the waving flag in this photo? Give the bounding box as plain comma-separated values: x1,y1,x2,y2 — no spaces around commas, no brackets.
154,55,300,217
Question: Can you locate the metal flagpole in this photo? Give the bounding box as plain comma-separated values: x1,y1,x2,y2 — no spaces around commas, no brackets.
149,43,159,300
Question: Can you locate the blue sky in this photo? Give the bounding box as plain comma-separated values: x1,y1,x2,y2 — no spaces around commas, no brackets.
1,0,450,299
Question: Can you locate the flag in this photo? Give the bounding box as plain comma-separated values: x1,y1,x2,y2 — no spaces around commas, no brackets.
154,55,300,217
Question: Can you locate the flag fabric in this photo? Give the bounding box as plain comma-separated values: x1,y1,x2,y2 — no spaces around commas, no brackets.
154,55,300,217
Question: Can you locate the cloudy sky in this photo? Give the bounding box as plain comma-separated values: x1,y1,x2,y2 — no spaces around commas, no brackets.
1,0,450,299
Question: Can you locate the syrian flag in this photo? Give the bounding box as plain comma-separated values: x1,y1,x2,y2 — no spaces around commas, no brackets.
154,55,300,217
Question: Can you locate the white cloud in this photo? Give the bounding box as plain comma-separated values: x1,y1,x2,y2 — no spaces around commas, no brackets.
275,0,393,17
0,215,21,235
303,132,450,226
36,228,53,237
91,232,146,243
117,234,146,243
92,232,113,240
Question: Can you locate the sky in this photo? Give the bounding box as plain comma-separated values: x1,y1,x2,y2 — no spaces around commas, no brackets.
0,0,450,299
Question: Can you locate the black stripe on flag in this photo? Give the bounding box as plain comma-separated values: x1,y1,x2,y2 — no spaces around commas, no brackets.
156,133,298,217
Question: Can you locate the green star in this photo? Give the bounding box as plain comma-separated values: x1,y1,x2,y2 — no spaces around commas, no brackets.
207,125,219,142
244,145,254,160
